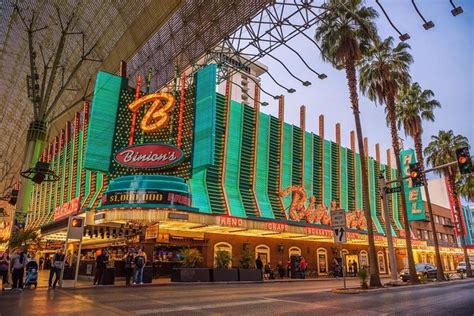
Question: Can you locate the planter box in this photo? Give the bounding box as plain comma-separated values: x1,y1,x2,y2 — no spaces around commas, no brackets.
211,268,239,282
238,269,262,281
171,268,210,282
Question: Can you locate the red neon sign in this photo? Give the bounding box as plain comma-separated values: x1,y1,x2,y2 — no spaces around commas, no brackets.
115,143,184,169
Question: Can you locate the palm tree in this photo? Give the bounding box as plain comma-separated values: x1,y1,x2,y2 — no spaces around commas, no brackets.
0,227,41,251
425,130,472,277
458,175,474,202
395,82,444,281
315,0,382,287
358,36,420,283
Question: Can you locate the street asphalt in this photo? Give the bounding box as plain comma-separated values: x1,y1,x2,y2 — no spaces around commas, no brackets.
0,277,473,315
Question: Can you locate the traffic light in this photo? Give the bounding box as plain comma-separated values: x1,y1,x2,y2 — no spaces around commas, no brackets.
409,162,424,187
70,217,83,228
456,147,472,175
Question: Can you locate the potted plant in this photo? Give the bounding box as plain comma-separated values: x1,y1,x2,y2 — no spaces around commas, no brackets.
238,249,262,281
171,248,210,282
358,268,369,289
211,250,238,282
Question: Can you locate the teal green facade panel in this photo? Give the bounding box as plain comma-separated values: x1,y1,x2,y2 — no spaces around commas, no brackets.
84,71,126,172
192,64,217,171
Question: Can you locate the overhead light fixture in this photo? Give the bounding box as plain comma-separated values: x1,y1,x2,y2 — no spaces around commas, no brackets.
451,6,463,16
287,88,296,93
261,101,269,106
423,21,434,30
302,81,311,87
399,33,411,41
318,73,327,80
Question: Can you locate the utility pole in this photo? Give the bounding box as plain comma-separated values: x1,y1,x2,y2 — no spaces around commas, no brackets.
379,174,401,284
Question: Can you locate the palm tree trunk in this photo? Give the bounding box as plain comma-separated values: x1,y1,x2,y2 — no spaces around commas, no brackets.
345,60,381,287
447,169,473,277
414,132,445,281
386,94,419,283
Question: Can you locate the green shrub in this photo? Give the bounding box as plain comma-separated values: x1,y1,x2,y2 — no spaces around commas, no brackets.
181,248,203,268
215,250,232,269
239,249,255,269
419,274,428,284
358,268,369,289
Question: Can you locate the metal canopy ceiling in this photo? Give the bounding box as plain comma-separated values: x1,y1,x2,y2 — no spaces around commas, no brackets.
0,0,270,194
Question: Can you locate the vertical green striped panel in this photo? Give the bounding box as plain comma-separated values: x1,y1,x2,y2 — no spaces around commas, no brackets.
330,142,339,205
391,168,403,229
88,173,103,208
368,159,384,233
323,140,332,206
59,142,67,206
303,132,313,205
267,116,285,219
68,137,74,201
83,171,91,206
223,101,246,218
281,123,293,210
255,113,275,219
312,135,322,204
189,169,212,212
291,127,302,185
355,153,362,209
75,129,84,198
381,165,397,236
53,150,60,210
340,147,348,210
193,64,217,170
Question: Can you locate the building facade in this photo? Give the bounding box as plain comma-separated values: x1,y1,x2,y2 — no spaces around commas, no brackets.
24,64,469,277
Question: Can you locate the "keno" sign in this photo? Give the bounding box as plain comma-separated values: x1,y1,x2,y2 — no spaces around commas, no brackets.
53,197,80,221
114,143,184,169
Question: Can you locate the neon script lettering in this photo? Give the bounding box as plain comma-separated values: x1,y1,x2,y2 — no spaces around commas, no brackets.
128,93,176,132
120,150,177,163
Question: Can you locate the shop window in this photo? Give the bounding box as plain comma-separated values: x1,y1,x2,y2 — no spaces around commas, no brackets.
288,246,301,259
316,248,328,275
421,253,427,263
359,250,369,269
214,242,232,267
255,245,271,266
377,251,386,274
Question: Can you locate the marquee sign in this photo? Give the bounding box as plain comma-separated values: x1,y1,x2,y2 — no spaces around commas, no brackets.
400,149,426,221
114,143,184,169
101,189,192,207
53,197,80,221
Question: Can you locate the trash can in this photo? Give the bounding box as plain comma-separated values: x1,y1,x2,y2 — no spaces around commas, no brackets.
143,266,153,284
101,268,115,285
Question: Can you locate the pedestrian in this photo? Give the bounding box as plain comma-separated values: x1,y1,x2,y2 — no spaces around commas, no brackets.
264,262,274,279
133,249,146,285
277,261,285,279
0,250,10,289
352,260,358,277
11,249,27,290
332,258,340,278
39,257,44,270
49,249,65,289
93,249,108,286
287,260,291,278
255,255,264,280
299,257,307,279
348,260,353,276
123,249,135,285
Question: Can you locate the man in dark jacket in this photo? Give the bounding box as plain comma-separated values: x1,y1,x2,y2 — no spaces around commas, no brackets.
123,249,135,285
11,249,27,289
93,250,108,285
49,249,65,289
255,255,263,280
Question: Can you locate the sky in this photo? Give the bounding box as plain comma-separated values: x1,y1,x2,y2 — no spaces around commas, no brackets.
256,0,473,169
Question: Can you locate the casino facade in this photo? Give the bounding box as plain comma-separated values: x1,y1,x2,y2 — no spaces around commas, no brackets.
25,62,467,278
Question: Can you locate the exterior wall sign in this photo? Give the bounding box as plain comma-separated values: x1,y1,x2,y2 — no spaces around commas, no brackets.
102,190,192,207
217,216,244,227
400,149,426,221
114,143,184,169
266,222,288,232
53,197,80,221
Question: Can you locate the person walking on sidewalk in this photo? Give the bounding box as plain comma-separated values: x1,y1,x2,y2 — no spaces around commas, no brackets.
0,250,10,289
299,257,307,279
123,249,135,286
352,260,358,277
133,249,146,285
11,249,27,290
49,249,65,289
93,249,108,286
255,255,264,280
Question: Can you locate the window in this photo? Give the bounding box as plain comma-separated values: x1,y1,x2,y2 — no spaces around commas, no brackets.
440,217,445,225
359,250,369,268
317,248,328,275
437,232,442,241
417,229,422,239
423,230,429,240
377,251,386,274
255,245,270,266
445,218,452,226
214,242,232,268
443,234,448,242
434,215,439,223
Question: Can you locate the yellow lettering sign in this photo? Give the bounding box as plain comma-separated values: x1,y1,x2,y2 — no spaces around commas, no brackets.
128,93,176,133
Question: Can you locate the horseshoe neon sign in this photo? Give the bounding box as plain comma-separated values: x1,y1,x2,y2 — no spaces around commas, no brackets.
128,92,176,133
